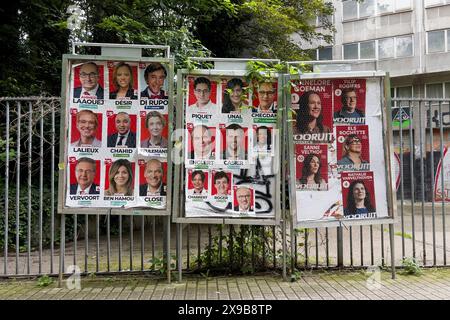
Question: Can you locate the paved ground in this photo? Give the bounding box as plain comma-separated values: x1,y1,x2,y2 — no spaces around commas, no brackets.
1,268,450,300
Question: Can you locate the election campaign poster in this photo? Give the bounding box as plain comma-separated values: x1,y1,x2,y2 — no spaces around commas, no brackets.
291,79,334,144
290,76,390,224
333,79,366,125
62,58,172,212
435,147,450,202
183,74,280,219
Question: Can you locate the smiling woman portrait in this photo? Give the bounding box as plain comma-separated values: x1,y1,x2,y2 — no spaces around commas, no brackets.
109,62,137,100
105,159,134,196
295,90,331,135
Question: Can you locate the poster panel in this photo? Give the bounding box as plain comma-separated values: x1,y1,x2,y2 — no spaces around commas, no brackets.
290,77,390,223
62,58,171,211
183,74,279,218
435,147,450,202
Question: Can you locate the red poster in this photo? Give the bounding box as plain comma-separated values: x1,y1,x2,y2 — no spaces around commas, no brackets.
138,159,168,185
104,158,135,193
68,156,101,194
70,108,103,144
219,123,248,160
333,79,366,124
186,169,209,195
106,111,137,148
73,63,105,98
139,110,169,147
295,144,328,191
233,186,254,213
253,125,274,152
336,125,370,171
107,61,138,96
187,76,217,106
252,81,278,111
290,79,333,137
211,170,232,196
186,123,216,160
341,171,376,218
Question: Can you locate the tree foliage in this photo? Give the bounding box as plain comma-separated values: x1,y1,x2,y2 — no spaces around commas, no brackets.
0,0,335,96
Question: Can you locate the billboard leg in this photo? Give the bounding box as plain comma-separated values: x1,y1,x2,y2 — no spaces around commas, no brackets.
389,223,396,279
177,223,183,282
282,219,287,281
166,215,171,284
58,214,65,288
337,225,344,268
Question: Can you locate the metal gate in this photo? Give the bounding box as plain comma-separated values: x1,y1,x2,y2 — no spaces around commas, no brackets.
0,96,448,277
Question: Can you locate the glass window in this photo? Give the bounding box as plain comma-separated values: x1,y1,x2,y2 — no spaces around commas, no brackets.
447,29,450,51
397,86,413,98
428,30,445,53
343,0,358,20
378,38,394,59
426,83,443,98
377,0,393,14
396,0,411,10
360,0,375,17
445,82,450,98
343,43,359,59
396,35,413,57
425,0,443,6
360,41,376,59
318,47,333,60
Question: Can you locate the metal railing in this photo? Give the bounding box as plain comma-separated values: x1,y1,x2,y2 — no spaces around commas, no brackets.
0,97,449,277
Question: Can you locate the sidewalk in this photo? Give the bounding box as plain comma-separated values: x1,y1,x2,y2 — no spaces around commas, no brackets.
1,268,450,300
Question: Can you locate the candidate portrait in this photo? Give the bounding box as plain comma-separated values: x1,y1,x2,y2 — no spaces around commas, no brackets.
71,110,102,148
73,62,104,99
141,111,168,148
140,62,168,99
107,112,137,148
139,159,167,196
69,157,100,195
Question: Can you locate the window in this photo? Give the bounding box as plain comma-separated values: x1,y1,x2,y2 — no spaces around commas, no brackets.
343,36,413,60
343,0,411,21
378,38,395,59
392,86,413,107
428,30,446,53
343,43,358,59
360,0,375,18
445,82,450,98
425,0,448,6
396,35,413,57
360,41,376,59
318,47,333,60
343,0,358,20
377,0,393,14
426,83,444,98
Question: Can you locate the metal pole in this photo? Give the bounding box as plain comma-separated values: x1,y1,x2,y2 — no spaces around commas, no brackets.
389,223,396,279
58,214,65,288
399,103,405,259
408,100,416,259
282,220,287,281
166,215,171,284
39,102,43,274
177,223,182,282
418,101,426,265
51,103,56,274
438,102,446,265
337,226,344,268
15,102,21,275
27,102,32,274
428,102,436,266
141,216,145,271
4,102,10,275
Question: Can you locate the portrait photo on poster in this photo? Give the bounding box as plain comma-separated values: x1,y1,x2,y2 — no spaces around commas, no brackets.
252,81,278,114
187,76,218,113
106,110,137,150
252,124,274,156
70,108,103,150
185,123,216,167
103,158,136,204
72,62,105,102
66,156,101,207
107,61,138,100
333,79,366,125
139,110,169,156
221,77,250,114
139,62,169,111
295,144,328,191
220,123,248,162
137,158,167,209
186,169,209,200
341,171,376,219
291,79,333,143
233,185,255,214
336,125,370,172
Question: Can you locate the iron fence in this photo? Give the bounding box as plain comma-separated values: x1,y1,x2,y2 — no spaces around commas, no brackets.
0,97,448,278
